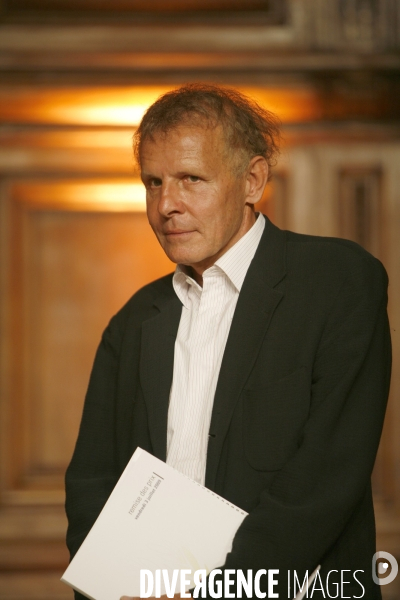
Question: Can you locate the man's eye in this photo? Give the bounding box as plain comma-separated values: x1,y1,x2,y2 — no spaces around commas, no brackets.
186,175,200,183
149,178,162,187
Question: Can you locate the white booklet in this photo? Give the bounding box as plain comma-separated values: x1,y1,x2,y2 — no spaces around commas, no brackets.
62,447,319,600
62,448,247,600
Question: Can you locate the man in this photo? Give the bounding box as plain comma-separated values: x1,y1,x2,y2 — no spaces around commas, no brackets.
65,84,391,599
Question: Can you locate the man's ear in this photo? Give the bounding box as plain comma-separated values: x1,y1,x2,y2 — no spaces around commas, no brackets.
244,156,269,206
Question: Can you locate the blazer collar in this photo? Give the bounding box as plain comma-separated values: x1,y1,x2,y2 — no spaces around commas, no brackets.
255,214,287,288
139,285,181,461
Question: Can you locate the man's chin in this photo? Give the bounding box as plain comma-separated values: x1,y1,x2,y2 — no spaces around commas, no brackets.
166,254,200,267
161,247,205,268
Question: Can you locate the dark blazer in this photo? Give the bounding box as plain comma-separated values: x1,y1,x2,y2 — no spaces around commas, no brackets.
66,216,391,599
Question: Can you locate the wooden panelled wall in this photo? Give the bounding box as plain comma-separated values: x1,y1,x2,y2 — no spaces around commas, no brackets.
0,88,400,600
1,1,400,599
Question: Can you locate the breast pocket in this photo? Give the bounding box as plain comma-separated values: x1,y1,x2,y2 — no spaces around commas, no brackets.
243,367,310,471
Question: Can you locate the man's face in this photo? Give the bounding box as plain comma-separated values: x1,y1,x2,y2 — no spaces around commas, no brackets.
140,124,255,278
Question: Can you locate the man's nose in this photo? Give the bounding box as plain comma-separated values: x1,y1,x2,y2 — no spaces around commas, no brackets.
157,180,183,217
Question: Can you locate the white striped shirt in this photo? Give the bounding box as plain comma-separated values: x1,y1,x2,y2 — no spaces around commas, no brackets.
166,213,265,484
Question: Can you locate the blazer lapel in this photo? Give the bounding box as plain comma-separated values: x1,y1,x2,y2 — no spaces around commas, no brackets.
140,289,182,461
205,216,287,490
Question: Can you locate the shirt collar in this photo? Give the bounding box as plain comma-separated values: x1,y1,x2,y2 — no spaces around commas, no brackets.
173,213,265,307
214,212,265,291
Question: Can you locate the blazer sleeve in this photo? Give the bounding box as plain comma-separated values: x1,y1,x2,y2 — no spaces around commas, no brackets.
65,315,123,600
221,255,391,590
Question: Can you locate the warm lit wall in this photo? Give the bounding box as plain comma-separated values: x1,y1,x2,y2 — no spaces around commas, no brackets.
1,1,400,599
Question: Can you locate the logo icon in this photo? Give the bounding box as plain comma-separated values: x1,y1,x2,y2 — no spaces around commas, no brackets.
372,551,398,585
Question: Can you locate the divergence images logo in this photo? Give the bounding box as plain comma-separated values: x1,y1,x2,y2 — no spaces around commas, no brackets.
372,551,398,586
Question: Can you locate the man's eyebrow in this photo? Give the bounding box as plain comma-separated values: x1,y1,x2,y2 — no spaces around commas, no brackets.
142,169,201,180
175,170,199,177
140,171,158,181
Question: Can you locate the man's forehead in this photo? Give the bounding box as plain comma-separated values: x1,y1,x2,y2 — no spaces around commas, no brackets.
140,123,228,162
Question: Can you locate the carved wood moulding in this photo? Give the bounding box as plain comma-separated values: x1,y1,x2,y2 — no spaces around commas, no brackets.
1,0,287,25
5,0,280,12
312,0,400,51
338,166,382,256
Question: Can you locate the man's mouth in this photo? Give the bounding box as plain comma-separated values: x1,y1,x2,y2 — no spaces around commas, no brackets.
165,230,195,237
